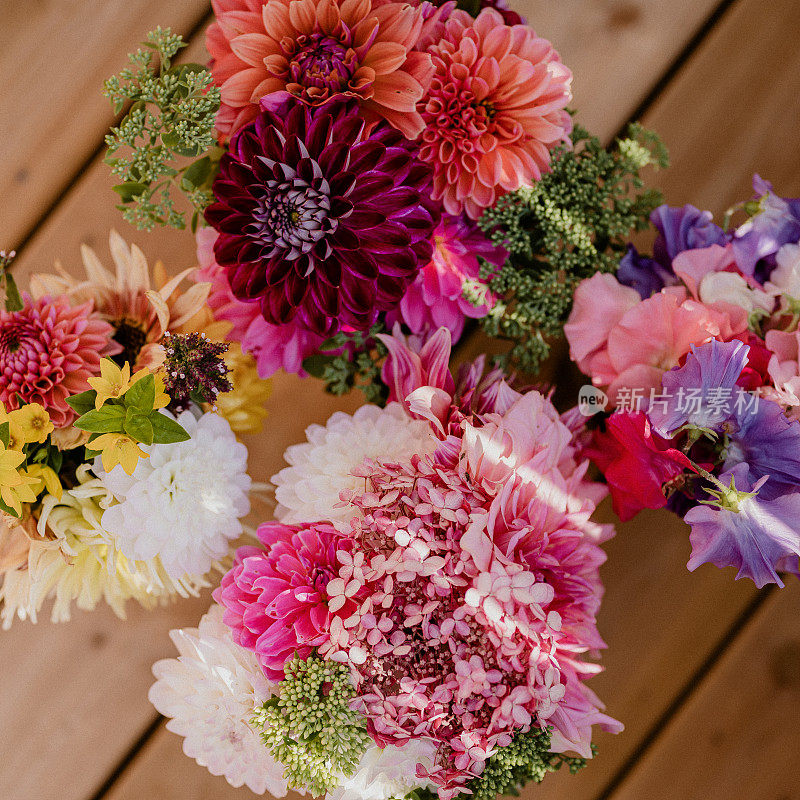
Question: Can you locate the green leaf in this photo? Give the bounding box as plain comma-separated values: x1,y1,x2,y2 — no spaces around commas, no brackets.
124,373,156,413
66,390,98,416
4,273,23,312
49,448,63,474
113,181,149,202
0,421,9,448
180,156,212,191
302,354,332,378
74,405,126,433
150,412,190,444
124,409,154,445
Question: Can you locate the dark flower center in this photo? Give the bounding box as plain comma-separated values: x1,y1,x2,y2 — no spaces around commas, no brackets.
289,33,357,94
112,319,148,366
250,176,336,261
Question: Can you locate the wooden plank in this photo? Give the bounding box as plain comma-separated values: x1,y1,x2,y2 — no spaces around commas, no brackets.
0,0,210,250
609,582,799,800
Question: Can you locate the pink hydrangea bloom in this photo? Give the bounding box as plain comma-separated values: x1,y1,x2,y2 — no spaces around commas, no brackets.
386,214,507,341
418,8,572,219
565,273,747,404
317,328,620,797
0,294,116,427
196,228,323,377
214,521,356,680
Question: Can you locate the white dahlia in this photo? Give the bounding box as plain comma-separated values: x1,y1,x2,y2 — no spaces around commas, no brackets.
0,466,208,628
328,740,438,800
96,410,251,578
272,403,436,524
150,605,288,796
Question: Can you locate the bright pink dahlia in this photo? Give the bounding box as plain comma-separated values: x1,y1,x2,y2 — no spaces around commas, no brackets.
206,0,435,140
386,213,507,340
0,295,116,427
214,521,356,680
418,8,573,219
321,328,619,797
196,228,324,377
205,98,439,336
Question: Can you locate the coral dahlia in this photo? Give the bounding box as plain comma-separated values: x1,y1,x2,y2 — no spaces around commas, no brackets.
206,0,435,139
418,8,573,219
0,295,116,428
205,98,439,336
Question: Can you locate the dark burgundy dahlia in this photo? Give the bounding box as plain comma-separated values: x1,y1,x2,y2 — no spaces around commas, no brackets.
205,99,440,336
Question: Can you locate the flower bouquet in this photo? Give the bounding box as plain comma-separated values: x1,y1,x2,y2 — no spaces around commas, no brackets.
564,177,800,588
151,329,621,799
0,234,270,626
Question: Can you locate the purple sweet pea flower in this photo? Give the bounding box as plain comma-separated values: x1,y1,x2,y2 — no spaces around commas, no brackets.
651,203,728,267
723,394,800,500
731,175,800,278
684,463,800,588
649,339,749,437
616,244,676,299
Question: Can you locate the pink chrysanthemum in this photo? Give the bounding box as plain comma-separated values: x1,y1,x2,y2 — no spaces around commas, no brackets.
387,213,507,341
0,295,116,427
206,0,435,140
315,329,619,797
196,228,323,377
214,521,357,680
418,8,573,219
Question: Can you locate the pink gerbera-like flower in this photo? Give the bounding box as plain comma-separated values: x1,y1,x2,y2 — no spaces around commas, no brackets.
214,521,357,680
206,0,435,140
418,8,573,219
387,213,507,340
0,295,116,427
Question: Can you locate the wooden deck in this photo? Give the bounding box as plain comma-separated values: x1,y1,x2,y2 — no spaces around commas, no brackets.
1,0,799,798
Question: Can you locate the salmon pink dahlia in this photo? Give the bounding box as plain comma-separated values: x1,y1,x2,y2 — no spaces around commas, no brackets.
0,295,115,428
418,8,573,219
205,98,439,336
207,0,435,139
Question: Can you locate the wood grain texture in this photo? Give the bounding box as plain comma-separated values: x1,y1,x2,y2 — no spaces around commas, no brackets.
609,583,799,800
0,0,210,250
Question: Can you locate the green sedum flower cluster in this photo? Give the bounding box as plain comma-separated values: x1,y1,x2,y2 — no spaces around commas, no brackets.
473,122,669,373
104,27,221,231
251,655,371,796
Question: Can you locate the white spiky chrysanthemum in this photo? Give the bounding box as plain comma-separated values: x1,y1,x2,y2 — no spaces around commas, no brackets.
95,410,251,578
0,465,209,629
328,740,438,800
272,403,436,524
149,605,288,796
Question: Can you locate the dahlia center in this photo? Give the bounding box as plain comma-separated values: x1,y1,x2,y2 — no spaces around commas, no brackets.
290,33,357,94
251,178,335,260
112,319,148,366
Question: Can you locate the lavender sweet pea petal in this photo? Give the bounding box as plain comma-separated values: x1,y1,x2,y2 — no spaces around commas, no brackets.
651,203,728,267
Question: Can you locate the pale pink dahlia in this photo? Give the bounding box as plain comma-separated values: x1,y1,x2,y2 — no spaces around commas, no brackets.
386,213,507,340
418,8,573,219
206,0,435,140
319,328,619,798
0,295,116,427
196,228,323,377
214,521,357,680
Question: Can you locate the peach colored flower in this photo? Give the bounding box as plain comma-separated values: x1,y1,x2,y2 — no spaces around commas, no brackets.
565,274,747,405
30,232,211,371
207,0,435,139
418,8,572,219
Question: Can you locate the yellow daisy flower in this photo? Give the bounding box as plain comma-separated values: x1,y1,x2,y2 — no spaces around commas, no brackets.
8,403,54,445
24,464,63,501
91,433,148,476
88,359,148,410
0,445,39,516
